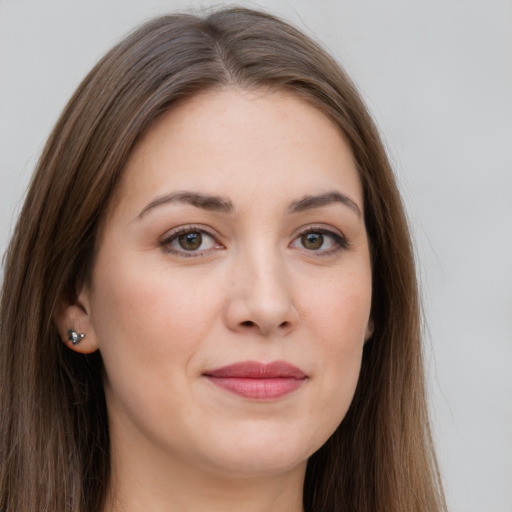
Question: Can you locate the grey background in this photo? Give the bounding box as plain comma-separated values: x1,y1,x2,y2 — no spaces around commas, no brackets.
1,1,511,511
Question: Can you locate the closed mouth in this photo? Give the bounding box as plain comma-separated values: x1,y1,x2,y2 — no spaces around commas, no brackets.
203,360,307,399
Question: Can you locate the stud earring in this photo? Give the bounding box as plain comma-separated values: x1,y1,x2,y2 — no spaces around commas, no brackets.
67,329,86,345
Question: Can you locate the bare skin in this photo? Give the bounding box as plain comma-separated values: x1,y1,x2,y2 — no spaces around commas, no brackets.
57,88,372,512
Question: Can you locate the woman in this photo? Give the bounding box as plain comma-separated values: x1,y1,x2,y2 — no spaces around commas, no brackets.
0,7,446,512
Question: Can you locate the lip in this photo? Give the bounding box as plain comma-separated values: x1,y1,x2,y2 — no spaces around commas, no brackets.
203,361,307,400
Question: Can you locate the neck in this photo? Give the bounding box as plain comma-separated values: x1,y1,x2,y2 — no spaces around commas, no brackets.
103,431,306,512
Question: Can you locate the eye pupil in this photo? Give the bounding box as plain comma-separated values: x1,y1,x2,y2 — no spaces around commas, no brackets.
178,232,202,250
302,232,323,250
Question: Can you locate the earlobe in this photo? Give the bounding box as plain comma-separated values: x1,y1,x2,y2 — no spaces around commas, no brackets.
364,318,374,342
54,288,99,354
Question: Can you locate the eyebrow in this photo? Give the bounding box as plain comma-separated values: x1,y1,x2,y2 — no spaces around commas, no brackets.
287,191,362,217
136,191,234,219
136,189,361,220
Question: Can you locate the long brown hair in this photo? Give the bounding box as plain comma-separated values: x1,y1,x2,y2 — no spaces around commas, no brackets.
0,7,446,511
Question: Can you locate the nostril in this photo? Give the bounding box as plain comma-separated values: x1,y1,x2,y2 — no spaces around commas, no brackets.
240,320,291,330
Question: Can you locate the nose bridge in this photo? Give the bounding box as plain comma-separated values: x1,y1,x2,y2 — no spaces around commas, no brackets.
227,238,298,335
249,246,289,307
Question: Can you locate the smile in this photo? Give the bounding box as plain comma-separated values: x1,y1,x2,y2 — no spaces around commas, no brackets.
203,361,307,400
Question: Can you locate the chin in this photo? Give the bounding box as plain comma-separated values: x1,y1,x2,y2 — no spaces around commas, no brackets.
206,449,309,478
191,421,330,478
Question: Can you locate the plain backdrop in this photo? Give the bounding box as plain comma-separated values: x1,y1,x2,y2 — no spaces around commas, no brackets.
1,1,511,511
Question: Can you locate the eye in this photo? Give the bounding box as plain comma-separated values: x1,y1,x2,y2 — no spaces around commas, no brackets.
176,231,208,251
300,232,325,250
160,226,220,256
291,227,348,254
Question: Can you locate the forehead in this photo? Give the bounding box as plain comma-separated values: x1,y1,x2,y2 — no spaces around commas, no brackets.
113,87,363,216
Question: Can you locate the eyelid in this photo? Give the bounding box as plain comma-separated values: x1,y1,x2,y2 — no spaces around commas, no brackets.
159,223,349,258
290,224,350,254
159,224,224,257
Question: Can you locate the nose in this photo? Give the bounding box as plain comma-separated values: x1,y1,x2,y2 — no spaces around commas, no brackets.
224,252,299,336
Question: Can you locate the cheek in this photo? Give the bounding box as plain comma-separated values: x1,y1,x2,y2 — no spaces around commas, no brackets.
87,256,230,447
300,272,371,435
88,257,223,382
326,279,371,374
302,266,372,348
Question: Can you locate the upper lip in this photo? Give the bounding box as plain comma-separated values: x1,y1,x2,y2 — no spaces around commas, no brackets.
203,360,307,379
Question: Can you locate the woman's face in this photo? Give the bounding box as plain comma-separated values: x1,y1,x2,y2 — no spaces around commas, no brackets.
66,88,372,479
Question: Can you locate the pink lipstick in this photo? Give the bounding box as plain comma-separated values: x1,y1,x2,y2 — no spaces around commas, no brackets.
203,361,307,400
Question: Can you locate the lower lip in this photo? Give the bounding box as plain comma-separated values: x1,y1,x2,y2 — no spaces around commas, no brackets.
206,376,305,400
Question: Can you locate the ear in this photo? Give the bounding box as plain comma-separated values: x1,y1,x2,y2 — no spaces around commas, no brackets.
54,285,99,354
364,318,374,342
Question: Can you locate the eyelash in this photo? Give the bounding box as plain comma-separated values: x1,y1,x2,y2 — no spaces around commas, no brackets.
160,225,221,258
159,224,349,258
290,226,349,256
